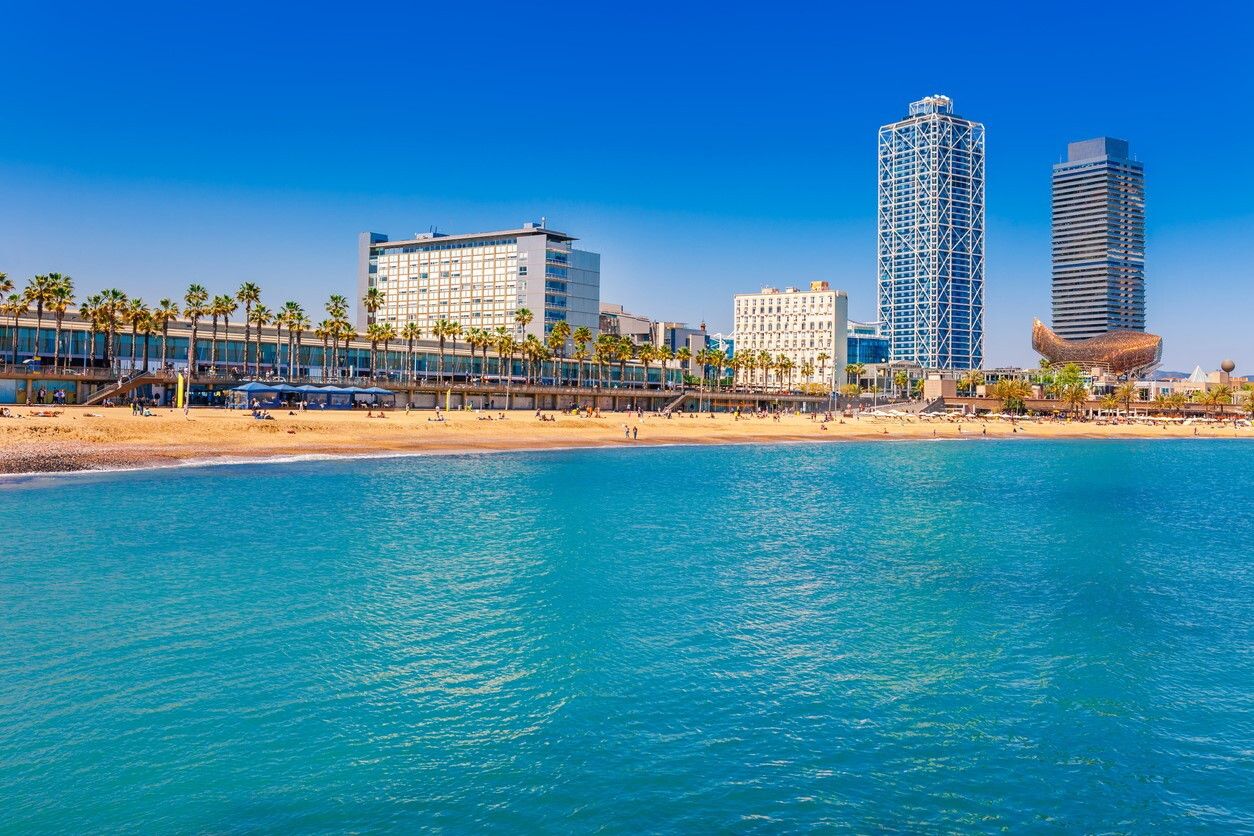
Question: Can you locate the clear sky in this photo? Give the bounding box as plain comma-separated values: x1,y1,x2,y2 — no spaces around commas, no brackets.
2,0,1251,370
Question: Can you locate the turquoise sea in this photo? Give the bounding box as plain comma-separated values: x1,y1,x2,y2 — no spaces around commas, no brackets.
1,440,1251,832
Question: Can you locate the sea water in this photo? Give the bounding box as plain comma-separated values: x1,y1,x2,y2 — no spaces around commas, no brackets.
0,441,1250,831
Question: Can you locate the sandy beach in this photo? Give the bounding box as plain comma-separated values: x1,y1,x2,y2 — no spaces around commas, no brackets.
0,405,1249,475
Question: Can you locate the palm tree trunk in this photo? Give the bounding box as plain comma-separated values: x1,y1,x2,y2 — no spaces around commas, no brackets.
161,322,169,369
53,316,63,370
210,317,219,370
129,324,138,372
142,332,151,372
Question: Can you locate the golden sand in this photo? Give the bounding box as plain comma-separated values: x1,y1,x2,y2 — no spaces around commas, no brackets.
0,406,1248,474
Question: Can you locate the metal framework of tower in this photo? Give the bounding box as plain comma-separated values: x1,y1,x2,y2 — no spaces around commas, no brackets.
877,96,985,370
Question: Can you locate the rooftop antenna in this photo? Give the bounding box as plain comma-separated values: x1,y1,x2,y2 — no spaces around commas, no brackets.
540,216,547,228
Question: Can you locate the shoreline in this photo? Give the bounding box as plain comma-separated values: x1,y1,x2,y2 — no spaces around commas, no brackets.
1,405,1250,480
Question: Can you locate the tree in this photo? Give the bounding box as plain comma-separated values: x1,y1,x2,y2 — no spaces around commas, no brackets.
1113,381,1139,414
637,343,656,389
547,320,571,386
249,304,272,376
401,323,421,383
432,318,455,384
79,294,102,372
124,298,150,374
365,322,384,378
572,326,592,389
1061,382,1089,417
3,293,29,365
839,383,861,400
282,302,307,378
183,284,208,378
48,275,74,371
513,307,533,338
139,313,158,373
495,330,516,389
153,298,180,371
361,287,384,326
23,274,58,363
845,362,865,386
1206,385,1234,418
378,323,396,377
988,379,1032,414
315,320,333,381
209,294,235,372
893,369,908,397
96,288,127,371
237,282,262,374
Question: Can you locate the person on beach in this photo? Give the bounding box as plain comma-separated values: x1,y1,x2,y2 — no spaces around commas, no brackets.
632,426,638,440
623,424,630,438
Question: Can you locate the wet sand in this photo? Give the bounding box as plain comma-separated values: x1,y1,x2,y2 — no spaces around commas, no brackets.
0,406,1248,475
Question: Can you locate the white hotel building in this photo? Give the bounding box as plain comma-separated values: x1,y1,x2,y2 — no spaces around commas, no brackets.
733,282,849,390
357,223,600,339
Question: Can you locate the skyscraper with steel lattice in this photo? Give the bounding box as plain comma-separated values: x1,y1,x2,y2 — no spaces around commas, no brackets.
1051,138,1145,340
877,95,985,370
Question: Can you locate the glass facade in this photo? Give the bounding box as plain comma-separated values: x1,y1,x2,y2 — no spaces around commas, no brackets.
877,95,985,370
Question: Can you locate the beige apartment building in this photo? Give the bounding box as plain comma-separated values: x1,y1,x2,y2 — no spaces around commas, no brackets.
733,281,849,390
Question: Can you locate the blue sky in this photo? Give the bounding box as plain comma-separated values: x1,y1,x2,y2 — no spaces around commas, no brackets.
2,0,1251,369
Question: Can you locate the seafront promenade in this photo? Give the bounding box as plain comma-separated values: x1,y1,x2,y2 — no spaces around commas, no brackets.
1,405,1250,475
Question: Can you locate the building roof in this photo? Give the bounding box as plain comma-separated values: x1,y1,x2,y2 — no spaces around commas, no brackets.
370,224,577,248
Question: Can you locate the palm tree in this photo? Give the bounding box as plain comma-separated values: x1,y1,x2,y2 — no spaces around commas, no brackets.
209,294,233,371
237,282,262,373
432,318,455,384
816,352,831,387
495,330,516,391
1113,381,1139,415
572,348,589,388
513,307,533,339
124,298,150,373
1098,394,1120,414
845,362,865,387
893,369,909,397
336,320,357,378
22,274,58,363
0,272,10,297
637,344,656,390
572,326,592,389
401,322,421,383
139,313,159,373
3,293,29,366
989,378,1033,414
656,345,673,389
1206,385,1234,418
315,320,334,381
446,321,463,382
48,275,74,370
1061,382,1089,417
153,298,179,370
378,323,396,377
287,306,309,378
183,285,208,377
361,286,384,327
802,360,815,386
675,346,691,386
547,320,571,385
365,323,383,377
78,294,101,372
249,304,272,376
271,305,289,378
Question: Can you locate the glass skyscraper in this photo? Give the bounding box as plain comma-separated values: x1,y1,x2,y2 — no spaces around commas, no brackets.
1051,138,1145,339
877,95,985,370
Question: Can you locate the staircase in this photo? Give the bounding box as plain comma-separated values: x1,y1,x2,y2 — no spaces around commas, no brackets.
661,389,692,414
81,371,163,406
